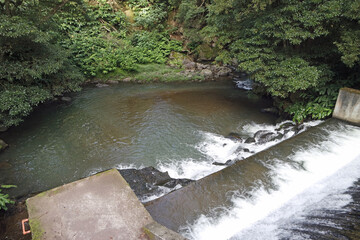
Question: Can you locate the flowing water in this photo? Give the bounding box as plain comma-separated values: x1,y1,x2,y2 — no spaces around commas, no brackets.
1,80,359,240
0,81,276,198
145,119,360,240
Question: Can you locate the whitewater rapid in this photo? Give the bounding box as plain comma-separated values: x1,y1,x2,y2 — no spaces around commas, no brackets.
180,121,360,240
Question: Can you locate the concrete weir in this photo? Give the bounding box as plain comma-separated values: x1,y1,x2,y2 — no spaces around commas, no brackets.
333,87,360,125
144,87,360,232
26,169,185,240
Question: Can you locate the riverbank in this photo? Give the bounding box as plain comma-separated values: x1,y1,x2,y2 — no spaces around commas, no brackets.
90,61,235,84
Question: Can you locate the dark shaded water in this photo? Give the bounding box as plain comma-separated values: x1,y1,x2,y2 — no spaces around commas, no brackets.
0,81,276,198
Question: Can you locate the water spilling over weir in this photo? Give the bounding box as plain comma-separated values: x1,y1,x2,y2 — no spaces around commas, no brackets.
1,82,360,239
146,119,360,239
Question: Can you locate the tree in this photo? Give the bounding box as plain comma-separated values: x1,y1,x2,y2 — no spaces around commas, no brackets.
0,0,84,127
204,0,360,121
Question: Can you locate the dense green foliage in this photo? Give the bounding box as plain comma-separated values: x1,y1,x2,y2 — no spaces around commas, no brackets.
0,185,16,211
186,0,360,122
1,0,360,127
0,0,182,128
0,0,84,127
56,0,182,76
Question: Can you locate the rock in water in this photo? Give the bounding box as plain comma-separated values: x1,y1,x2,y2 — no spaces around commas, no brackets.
61,96,72,102
107,80,119,84
225,132,243,142
212,160,234,166
276,122,296,131
0,139,8,152
256,132,283,144
245,137,256,143
95,83,109,88
254,130,272,140
118,167,193,199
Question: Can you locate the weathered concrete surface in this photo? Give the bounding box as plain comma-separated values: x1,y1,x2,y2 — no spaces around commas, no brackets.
144,222,187,240
333,88,360,125
26,169,153,240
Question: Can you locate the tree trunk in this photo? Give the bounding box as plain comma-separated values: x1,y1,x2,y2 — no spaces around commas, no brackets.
5,0,10,15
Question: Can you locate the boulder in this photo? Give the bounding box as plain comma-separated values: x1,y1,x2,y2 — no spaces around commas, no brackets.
200,69,213,79
254,130,272,140
245,137,256,143
243,148,250,152
196,63,207,70
118,167,193,199
235,146,249,153
195,43,219,61
95,83,109,88
212,159,234,166
107,80,119,84
257,132,283,144
184,61,197,70
276,122,296,131
0,139,8,152
61,96,72,102
122,77,132,82
216,67,232,77
225,132,243,142
294,124,306,134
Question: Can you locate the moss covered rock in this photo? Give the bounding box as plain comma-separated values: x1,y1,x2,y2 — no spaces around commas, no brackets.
167,51,192,68
0,139,8,152
195,43,219,61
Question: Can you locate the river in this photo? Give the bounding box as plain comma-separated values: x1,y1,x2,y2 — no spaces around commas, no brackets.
1,80,359,240
0,80,276,198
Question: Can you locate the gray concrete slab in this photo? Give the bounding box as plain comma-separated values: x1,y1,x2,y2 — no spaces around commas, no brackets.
333,87,360,125
26,169,153,240
144,222,187,240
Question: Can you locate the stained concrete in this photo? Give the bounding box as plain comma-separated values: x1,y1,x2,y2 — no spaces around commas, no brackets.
26,169,153,240
333,88,360,125
144,222,187,240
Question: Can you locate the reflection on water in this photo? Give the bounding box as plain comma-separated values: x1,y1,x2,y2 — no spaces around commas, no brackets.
0,81,276,197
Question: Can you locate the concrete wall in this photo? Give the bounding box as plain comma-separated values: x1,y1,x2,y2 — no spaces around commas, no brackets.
333,88,360,125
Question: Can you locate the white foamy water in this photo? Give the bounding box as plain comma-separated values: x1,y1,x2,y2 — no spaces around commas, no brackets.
159,120,322,181
235,78,253,90
182,123,360,240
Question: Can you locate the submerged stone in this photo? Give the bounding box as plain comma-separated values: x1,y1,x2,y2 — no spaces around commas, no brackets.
0,161,12,169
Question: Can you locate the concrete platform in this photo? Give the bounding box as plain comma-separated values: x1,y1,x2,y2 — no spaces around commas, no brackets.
27,169,155,240
333,87,360,125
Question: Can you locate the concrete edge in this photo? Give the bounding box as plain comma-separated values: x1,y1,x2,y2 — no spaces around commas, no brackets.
144,221,188,240
26,169,121,240
333,87,360,126
339,87,360,94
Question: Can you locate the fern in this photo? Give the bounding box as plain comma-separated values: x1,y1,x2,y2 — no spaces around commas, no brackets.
0,185,16,211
